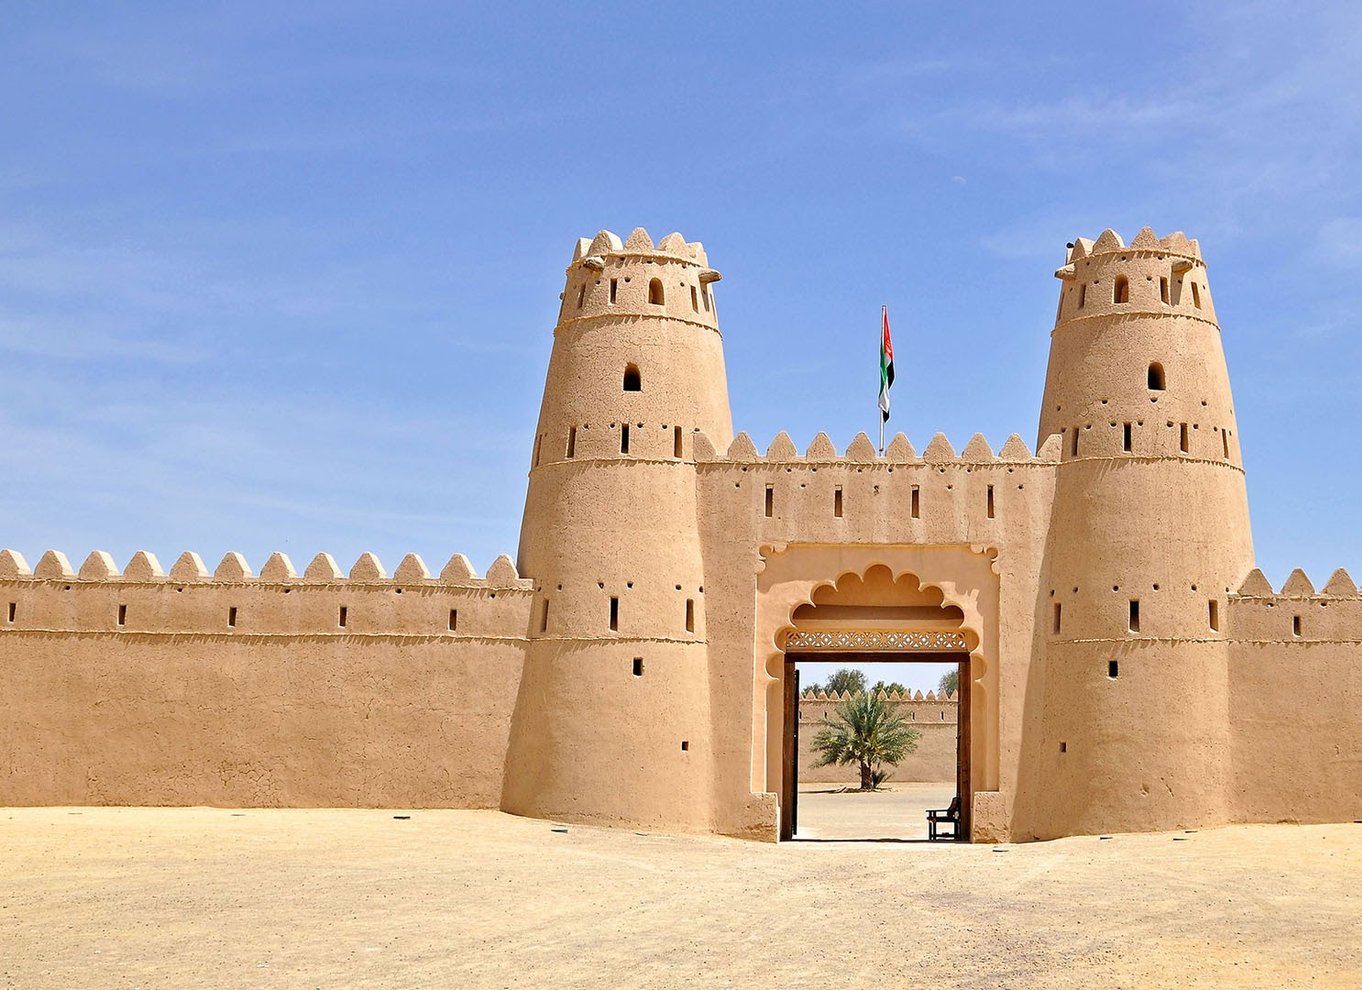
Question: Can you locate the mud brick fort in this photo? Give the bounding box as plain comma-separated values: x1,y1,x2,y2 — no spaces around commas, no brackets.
3,226,1360,842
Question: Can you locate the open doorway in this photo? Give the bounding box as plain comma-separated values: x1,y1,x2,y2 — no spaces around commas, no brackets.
782,655,971,841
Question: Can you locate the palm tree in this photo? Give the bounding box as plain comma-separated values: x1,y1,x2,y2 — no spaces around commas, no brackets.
810,692,920,790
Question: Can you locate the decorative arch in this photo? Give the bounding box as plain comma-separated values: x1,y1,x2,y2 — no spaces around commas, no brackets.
751,543,1002,838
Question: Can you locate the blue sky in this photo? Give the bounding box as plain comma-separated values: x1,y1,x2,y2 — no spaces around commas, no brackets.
4,3,1361,691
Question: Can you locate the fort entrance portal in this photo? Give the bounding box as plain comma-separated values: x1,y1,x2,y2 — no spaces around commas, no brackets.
754,546,999,842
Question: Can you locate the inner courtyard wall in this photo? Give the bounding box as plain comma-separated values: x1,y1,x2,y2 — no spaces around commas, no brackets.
0,549,531,808
797,691,958,783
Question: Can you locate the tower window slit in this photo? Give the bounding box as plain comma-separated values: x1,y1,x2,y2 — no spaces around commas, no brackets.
1159,277,1169,304
1191,282,1201,308
764,484,774,518
674,425,683,458
1113,276,1129,304
576,285,585,308
533,434,542,468
609,597,619,632
633,657,644,677
227,606,237,628
1128,599,1140,633
911,485,920,519
986,484,995,519
648,278,664,305
702,285,710,312
685,598,695,633
566,426,577,459
1180,423,1189,453
449,608,458,631
609,279,618,304
1123,423,1132,452
1222,430,1230,459
690,285,698,312
1078,284,1086,308
620,424,630,454
6,602,14,623
1148,363,1166,391
1053,602,1062,634
1293,615,1302,638
623,365,641,391
338,606,348,628
1208,599,1219,632
833,486,843,518
118,604,127,627
1071,429,1079,457
1108,660,1119,679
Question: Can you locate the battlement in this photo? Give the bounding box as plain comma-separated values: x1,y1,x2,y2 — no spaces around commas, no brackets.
1228,567,1362,643
0,548,531,589
800,687,960,704
693,429,1062,465
1066,227,1203,264
569,227,712,269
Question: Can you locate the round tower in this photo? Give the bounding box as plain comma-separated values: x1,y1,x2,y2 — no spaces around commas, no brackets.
500,227,733,831
1027,227,1254,838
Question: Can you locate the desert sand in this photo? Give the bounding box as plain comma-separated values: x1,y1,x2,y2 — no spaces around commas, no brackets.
3,797,1360,989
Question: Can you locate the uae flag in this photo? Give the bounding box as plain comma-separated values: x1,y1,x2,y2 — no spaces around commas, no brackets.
878,306,894,423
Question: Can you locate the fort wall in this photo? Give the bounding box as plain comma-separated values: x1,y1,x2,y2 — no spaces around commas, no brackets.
0,549,531,807
1226,567,1362,826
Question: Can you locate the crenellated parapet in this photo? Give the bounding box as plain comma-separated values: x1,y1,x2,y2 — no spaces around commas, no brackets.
1229,566,1362,642
0,547,533,641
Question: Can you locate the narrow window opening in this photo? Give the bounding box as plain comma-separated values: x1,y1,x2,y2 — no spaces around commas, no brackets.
623,365,641,391
6,602,14,623
702,285,710,312
833,486,843,518
1208,600,1219,632
633,657,644,677
609,597,619,632
576,285,585,308
1108,660,1119,679
685,599,695,633
1070,428,1079,457
117,604,127,627
540,599,550,633
690,285,698,312
648,278,664,305
1060,742,1067,753
910,485,920,519
986,484,995,519
227,606,237,628
532,434,542,468
620,424,630,454
566,426,577,459
1222,430,1230,459
1113,276,1129,303
338,606,348,628
680,740,689,752
1159,277,1169,304
673,425,683,458
1123,423,1132,452
1293,615,1302,638
1180,423,1189,453
764,484,774,518
609,278,618,304
1078,284,1086,308
1148,363,1166,391
449,608,458,631
1053,602,1062,634
1128,599,1140,633
1190,282,1201,308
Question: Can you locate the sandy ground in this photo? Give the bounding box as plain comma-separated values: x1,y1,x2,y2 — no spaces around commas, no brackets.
796,781,956,840
3,804,1361,990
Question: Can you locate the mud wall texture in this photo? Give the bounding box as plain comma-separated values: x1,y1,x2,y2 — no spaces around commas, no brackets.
0,549,531,808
